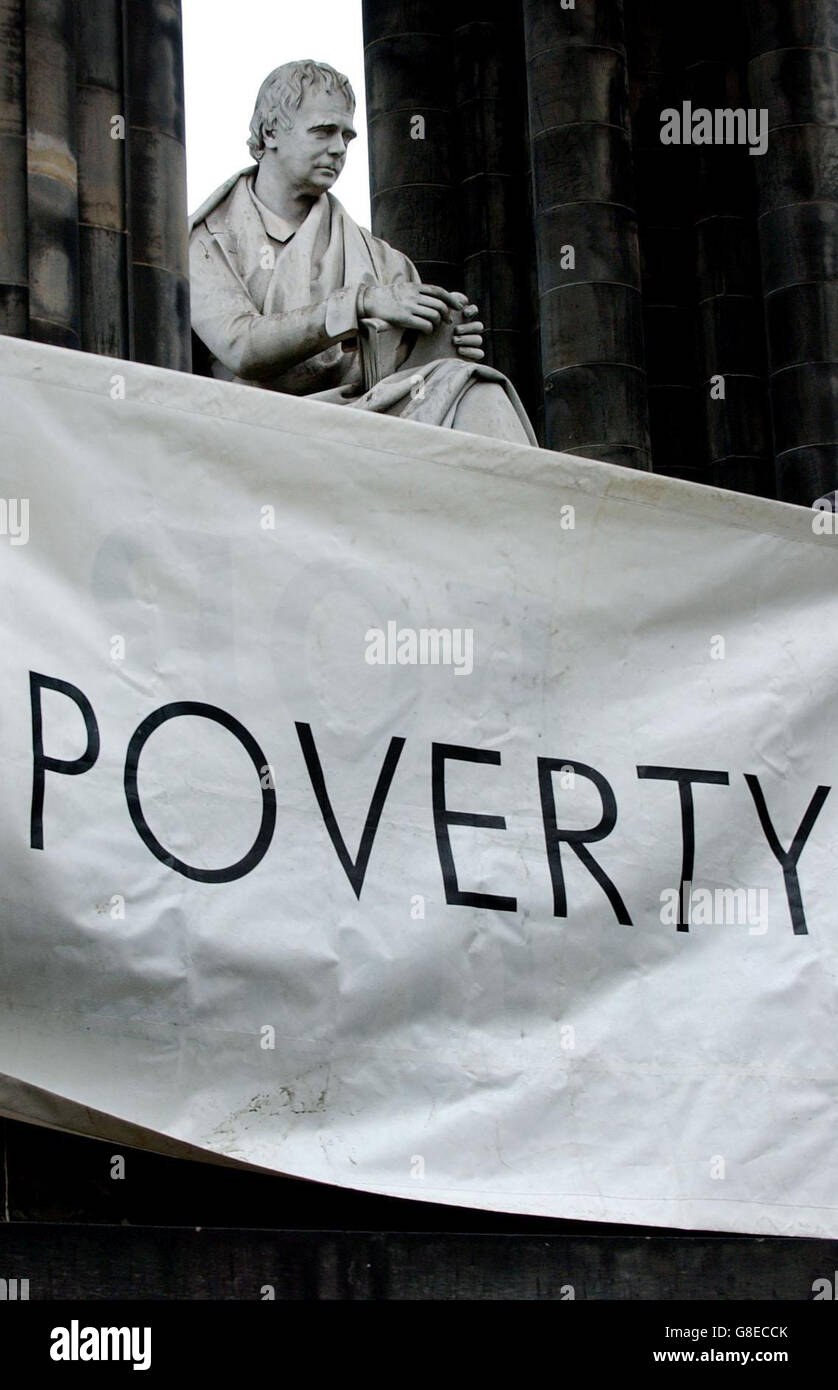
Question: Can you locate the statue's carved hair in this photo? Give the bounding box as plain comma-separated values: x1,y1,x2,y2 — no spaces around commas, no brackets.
248,60,355,161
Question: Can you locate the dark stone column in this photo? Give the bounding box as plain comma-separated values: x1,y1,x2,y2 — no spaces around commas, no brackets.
452,5,536,414
1,0,189,368
524,0,651,468
362,0,461,290
25,0,80,348
625,0,699,481
746,0,838,503
75,0,128,358
686,1,772,496
124,0,190,370
0,0,27,335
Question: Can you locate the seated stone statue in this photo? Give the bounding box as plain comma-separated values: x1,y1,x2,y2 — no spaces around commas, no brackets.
189,59,536,445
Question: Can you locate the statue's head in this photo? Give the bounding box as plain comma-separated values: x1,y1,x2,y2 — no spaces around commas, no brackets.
248,60,357,193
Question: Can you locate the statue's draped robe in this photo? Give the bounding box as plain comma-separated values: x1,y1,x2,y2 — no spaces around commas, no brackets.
189,168,536,441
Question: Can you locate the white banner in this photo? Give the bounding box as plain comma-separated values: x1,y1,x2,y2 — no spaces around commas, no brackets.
1,335,837,1236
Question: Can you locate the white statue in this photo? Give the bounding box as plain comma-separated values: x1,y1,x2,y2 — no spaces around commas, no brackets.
189,60,536,444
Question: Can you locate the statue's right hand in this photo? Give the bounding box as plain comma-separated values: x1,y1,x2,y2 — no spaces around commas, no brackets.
362,282,462,333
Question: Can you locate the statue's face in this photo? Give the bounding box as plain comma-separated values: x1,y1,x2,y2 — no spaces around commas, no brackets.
264,91,357,195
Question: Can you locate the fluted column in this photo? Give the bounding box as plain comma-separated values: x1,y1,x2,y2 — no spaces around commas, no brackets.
746,0,838,503
524,0,651,468
25,0,80,347
624,0,702,481
75,0,127,357
1,0,190,368
0,0,27,335
685,1,772,494
362,0,460,289
453,4,535,413
124,0,190,369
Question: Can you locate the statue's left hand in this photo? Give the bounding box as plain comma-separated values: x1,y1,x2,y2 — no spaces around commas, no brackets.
451,296,485,362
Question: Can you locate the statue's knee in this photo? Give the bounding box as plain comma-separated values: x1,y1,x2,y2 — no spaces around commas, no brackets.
453,382,531,444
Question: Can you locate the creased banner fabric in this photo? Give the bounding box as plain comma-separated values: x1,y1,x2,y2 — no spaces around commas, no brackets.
1,336,837,1236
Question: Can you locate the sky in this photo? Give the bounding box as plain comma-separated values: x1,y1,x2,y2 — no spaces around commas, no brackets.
182,0,371,226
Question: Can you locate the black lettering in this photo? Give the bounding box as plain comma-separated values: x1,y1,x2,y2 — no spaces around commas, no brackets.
539,759,631,924
296,723,405,899
744,775,830,935
432,743,517,911
637,765,729,931
30,672,100,850
124,702,275,883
